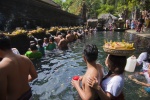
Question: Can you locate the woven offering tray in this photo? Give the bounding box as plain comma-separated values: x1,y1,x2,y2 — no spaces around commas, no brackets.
103,47,135,56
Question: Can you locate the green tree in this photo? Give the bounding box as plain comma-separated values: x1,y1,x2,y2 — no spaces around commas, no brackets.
53,0,149,19
97,4,115,15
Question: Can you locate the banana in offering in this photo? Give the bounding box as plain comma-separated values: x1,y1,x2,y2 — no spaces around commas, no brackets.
104,41,134,50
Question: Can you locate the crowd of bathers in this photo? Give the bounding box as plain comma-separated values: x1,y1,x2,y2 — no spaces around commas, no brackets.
12,27,97,59
1,26,150,99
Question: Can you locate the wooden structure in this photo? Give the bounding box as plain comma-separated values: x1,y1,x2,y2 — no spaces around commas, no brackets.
0,0,82,31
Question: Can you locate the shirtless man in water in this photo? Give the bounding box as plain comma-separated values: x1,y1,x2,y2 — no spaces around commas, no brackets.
58,33,68,50
0,33,37,100
71,44,103,100
54,31,62,45
66,30,75,42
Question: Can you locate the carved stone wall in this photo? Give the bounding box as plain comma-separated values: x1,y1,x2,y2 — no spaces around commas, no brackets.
0,0,81,31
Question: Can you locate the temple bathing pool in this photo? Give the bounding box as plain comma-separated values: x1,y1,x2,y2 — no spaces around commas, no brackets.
30,31,150,100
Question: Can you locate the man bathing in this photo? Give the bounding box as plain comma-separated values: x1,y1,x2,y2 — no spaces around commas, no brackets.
58,33,68,50
71,44,103,100
0,33,37,100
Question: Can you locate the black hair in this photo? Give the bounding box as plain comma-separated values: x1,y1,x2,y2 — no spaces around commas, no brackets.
49,37,54,42
67,30,71,34
83,44,98,62
37,39,43,47
56,31,61,36
108,55,127,75
0,33,11,50
30,43,37,51
61,33,66,38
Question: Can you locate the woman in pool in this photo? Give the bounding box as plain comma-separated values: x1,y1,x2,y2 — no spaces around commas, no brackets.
128,63,150,93
136,46,150,72
127,46,150,93
87,54,126,100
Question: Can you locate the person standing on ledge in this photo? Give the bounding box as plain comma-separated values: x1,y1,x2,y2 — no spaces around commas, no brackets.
0,33,37,100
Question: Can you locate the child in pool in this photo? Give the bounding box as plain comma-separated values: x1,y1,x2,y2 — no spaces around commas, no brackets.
71,44,104,100
43,37,49,48
25,43,42,60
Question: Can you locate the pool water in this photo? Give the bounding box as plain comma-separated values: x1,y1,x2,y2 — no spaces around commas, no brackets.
30,31,150,100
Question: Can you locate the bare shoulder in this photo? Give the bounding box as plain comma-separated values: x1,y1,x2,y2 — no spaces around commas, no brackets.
66,34,69,37
21,55,30,60
59,39,63,42
86,67,99,78
0,58,13,75
0,58,12,68
20,55,33,64
54,36,57,39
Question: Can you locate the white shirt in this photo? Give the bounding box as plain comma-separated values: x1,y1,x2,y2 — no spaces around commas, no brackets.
137,52,149,70
101,74,124,97
11,48,20,55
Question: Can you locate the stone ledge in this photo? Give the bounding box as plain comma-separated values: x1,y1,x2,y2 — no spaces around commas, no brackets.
126,29,150,39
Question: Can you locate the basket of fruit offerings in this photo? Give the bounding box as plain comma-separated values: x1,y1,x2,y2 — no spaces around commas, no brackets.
103,40,135,56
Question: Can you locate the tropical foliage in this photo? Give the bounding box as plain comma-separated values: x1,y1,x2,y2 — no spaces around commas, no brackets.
53,0,150,19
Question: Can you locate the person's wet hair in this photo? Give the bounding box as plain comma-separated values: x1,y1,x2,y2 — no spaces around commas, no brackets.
83,44,98,62
61,33,66,38
0,33,11,50
108,55,127,75
67,30,71,34
37,39,43,47
56,31,61,36
30,43,37,51
49,37,54,42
